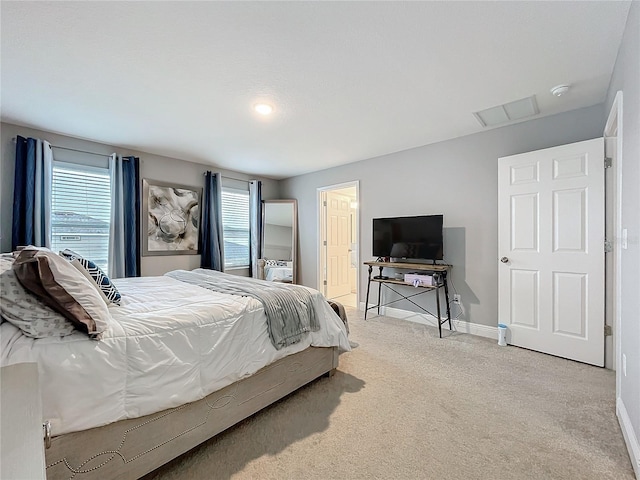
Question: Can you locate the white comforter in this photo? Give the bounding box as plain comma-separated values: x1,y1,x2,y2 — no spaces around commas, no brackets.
0,275,350,436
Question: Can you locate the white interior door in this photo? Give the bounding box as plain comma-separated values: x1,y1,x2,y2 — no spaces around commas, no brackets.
326,191,351,299
498,138,605,366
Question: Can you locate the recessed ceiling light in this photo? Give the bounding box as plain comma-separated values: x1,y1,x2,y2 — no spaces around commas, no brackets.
550,84,571,97
254,103,274,115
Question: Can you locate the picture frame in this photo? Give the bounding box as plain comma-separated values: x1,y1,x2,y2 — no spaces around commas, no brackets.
142,179,202,256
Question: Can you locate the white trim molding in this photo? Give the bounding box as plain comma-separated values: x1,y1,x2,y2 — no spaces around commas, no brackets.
604,90,623,403
617,397,640,478
317,181,360,298
359,303,498,340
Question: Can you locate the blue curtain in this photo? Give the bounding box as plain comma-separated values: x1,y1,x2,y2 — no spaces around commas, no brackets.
200,171,224,271
12,136,52,250
109,155,140,278
123,156,141,277
249,180,262,277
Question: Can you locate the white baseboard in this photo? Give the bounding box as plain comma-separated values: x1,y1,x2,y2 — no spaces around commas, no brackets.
359,302,498,340
617,397,640,478
451,319,499,340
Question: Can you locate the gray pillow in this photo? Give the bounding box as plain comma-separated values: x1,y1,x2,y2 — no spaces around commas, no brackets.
0,254,76,338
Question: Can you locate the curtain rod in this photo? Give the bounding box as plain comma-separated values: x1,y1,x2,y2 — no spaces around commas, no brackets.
50,144,118,158
11,137,128,159
203,172,252,183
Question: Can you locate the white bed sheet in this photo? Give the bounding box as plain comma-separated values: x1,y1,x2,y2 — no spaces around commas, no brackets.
0,275,350,436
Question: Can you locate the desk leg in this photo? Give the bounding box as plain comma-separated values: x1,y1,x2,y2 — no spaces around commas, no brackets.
377,267,383,315
436,283,442,338
364,265,373,320
443,272,452,330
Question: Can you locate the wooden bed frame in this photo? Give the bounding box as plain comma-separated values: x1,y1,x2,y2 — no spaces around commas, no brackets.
45,346,339,479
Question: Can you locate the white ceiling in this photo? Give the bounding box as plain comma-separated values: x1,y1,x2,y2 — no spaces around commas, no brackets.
1,1,631,179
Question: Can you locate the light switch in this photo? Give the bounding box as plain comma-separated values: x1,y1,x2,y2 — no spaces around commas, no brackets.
621,228,628,249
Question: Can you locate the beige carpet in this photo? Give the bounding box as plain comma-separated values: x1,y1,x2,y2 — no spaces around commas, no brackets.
145,308,634,480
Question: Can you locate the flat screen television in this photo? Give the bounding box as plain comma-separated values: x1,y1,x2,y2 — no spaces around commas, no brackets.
372,215,443,260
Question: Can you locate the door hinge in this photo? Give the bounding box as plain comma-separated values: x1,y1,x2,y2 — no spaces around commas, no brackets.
604,240,613,253
604,157,612,168
323,280,327,286
323,240,327,246
604,325,612,337
323,201,327,207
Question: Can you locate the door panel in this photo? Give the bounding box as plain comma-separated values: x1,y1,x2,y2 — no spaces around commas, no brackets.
552,272,586,337
553,188,586,252
510,162,539,185
553,153,587,179
511,193,539,251
510,269,539,329
499,138,604,366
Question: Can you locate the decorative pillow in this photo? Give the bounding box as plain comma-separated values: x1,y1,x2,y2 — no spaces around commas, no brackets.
276,260,288,267
0,254,76,338
59,250,121,305
12,248,111,338
264,260,279,267
68,258,111,305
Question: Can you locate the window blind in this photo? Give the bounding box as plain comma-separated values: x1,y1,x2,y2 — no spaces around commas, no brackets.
221,187,250,269
51,162,112,272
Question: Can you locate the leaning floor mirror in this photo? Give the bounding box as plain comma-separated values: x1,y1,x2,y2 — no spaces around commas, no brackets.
259,199,297,284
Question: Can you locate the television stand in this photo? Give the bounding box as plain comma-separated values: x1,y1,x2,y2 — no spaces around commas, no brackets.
363,261,452,337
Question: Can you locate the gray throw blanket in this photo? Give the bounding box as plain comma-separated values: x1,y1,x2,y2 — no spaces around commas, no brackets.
166,269,319,350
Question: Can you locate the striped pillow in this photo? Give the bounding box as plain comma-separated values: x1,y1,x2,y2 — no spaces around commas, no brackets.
59,250,121,305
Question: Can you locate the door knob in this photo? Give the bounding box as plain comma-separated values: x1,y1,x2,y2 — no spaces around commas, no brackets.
500,257,509,263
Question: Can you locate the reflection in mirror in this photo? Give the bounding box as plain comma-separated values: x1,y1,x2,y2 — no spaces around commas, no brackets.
259,200,297,284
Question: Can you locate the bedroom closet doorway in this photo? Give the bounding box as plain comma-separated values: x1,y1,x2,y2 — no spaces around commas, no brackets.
318,181,359,308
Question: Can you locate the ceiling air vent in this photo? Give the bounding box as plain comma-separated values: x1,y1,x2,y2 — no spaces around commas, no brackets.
473,95,539,127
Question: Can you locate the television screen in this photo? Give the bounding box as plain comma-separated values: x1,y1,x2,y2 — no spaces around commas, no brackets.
372,215,443,260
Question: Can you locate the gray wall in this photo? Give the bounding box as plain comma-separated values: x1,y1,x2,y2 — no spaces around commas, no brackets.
605,0,640,466
0,122,280,276
280,104,604,329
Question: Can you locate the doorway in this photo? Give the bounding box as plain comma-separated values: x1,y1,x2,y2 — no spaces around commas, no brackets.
318,181,359,308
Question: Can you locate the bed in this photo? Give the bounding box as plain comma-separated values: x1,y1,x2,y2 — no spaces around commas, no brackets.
265,265,293,282
257,258,294,282
0,258,350,480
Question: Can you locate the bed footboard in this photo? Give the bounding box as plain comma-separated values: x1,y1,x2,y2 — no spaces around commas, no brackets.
45,346,338,480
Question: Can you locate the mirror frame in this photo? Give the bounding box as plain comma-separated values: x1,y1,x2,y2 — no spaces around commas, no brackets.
261,199,298,284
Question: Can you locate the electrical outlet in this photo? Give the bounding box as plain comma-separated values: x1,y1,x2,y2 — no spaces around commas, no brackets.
453,294,461,305
623,354,627,376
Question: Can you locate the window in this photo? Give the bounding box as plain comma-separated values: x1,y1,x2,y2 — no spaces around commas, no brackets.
221,187,250,269
51,162,112,272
